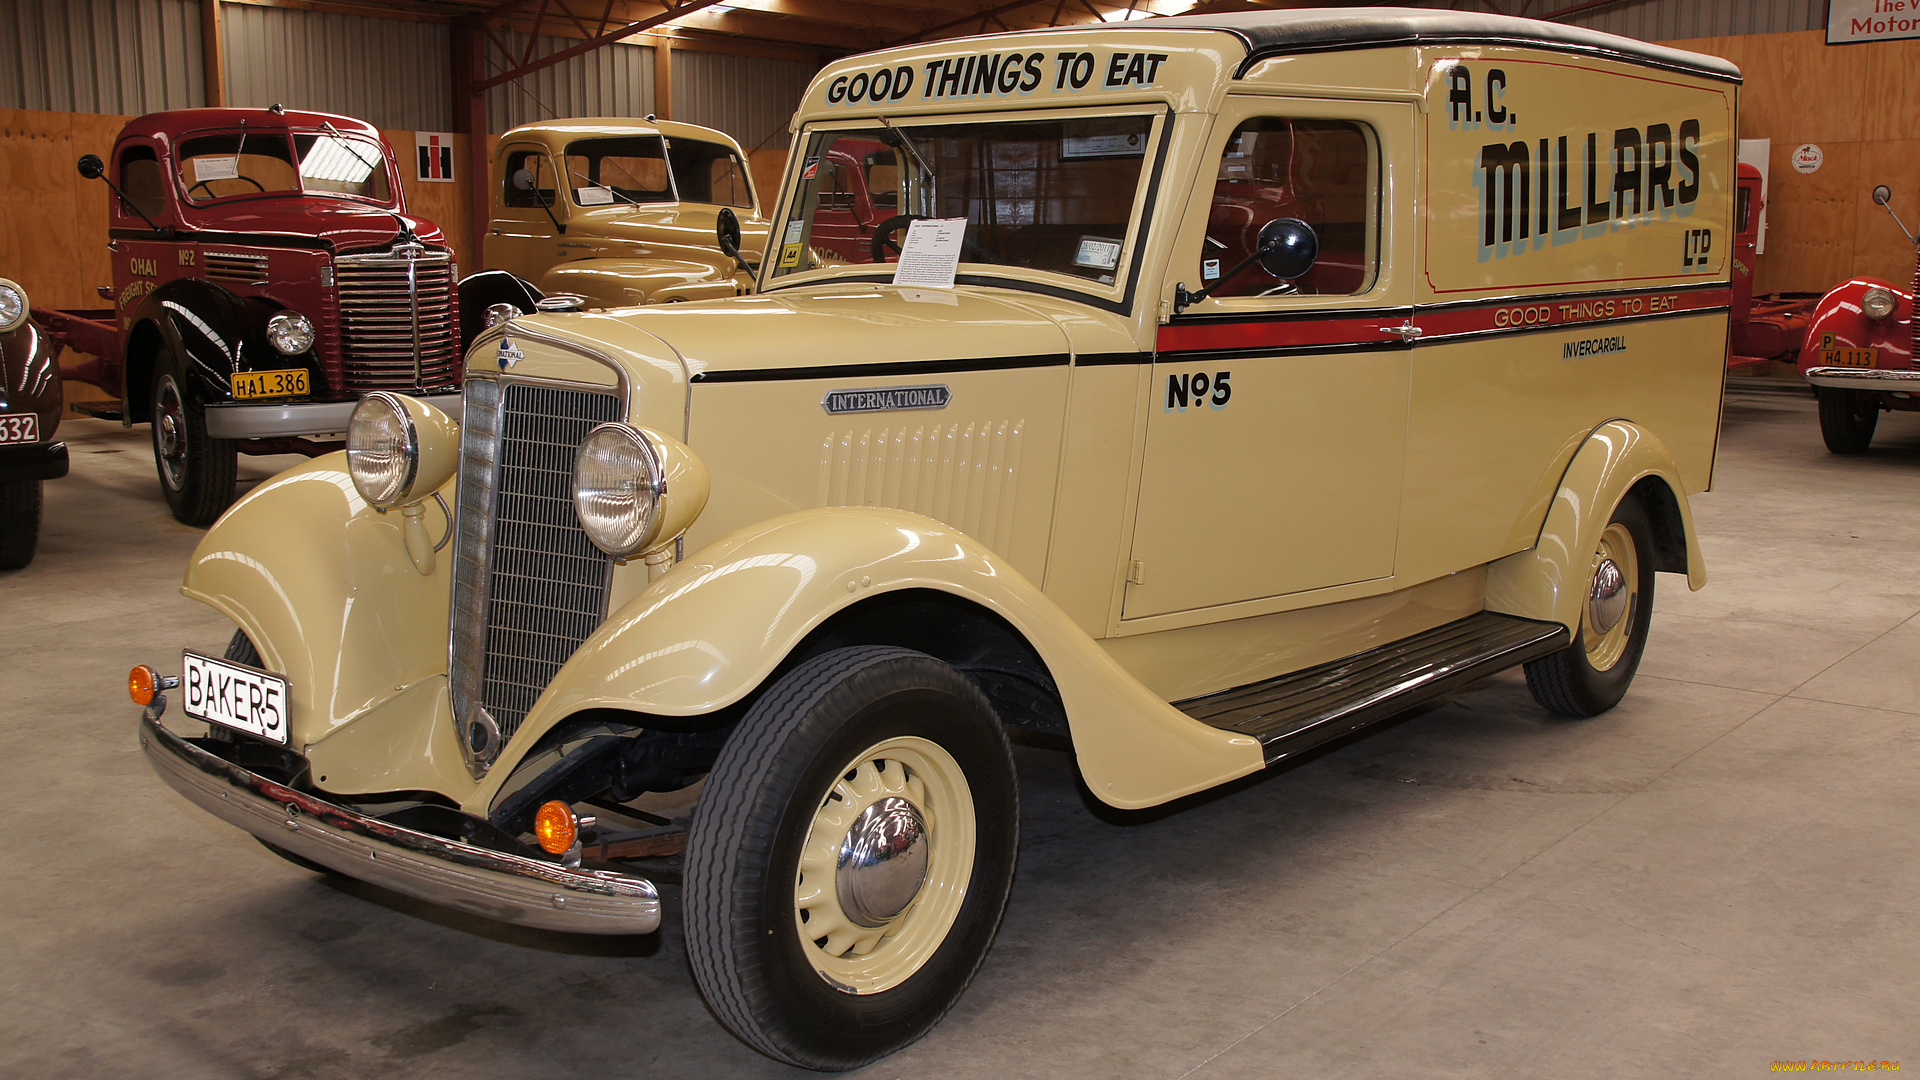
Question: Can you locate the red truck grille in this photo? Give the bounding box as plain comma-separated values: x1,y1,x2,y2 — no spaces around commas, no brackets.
335,247,460,392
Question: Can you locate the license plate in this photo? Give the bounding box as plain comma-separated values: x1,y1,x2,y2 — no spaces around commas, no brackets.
0,414,37,444
231,368,310,400
181,651,291,745
1820,347,1878,368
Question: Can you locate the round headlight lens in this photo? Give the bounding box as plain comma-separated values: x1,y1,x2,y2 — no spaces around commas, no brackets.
346,393,417,509
0,278,28,333
266,310,316,355
573,423,663,557
1862,286,1896,320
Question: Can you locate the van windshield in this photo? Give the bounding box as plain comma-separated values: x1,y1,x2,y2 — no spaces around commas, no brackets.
177,129,393,204
564,136,753,209
771,112,1157,288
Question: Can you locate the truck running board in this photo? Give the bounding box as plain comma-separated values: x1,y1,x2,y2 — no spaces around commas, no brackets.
1176,612,1570,765
69,400,124,421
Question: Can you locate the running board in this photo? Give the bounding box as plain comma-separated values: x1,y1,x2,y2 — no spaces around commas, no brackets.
1176,612,1570,765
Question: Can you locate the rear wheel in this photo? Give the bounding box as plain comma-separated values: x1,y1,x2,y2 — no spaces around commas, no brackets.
0,480,43,570
1525,495,1656,717
151,347,237,527
684,646,1018,1070
1816,386,1879,455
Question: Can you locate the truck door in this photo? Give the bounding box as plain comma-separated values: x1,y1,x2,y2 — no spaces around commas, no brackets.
487,143,567,282
1126,99,1414,621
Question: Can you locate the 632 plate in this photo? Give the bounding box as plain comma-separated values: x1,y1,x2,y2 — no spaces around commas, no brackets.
1820,347,1878,368
0,413,39,444
181,651,291,745
231,368,309,400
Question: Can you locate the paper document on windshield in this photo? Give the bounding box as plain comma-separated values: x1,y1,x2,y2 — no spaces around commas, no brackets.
891,218,969,289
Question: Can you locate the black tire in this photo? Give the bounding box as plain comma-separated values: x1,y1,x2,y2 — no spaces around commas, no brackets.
684,646,1018,1070
222,628,332,876
0,480,43,570
1816,386,1879,454
1525,495,1657,718
224,627,262,667
151,346,237,527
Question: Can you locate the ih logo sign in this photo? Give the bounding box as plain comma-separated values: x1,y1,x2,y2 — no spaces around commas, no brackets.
415,131,455,183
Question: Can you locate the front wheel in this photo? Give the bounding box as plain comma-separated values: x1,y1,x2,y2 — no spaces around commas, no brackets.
0,480,43,570
1816,386,1879,454
1525,495,1656,717
151,348,237,527
684,646,1018,1070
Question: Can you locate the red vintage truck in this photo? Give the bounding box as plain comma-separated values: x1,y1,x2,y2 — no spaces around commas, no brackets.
1729,162,1822,371
33,107,468,525
1797,183,1920,453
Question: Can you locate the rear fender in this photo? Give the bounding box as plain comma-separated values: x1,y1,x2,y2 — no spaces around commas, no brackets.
1485,420,1705,632
472,507,1264,812
1800,277,1913,375
181,453,472,799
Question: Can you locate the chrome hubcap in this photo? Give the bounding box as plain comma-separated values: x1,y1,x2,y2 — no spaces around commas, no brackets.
835,796,928,928
155,375,187,488
1589,558,1627,634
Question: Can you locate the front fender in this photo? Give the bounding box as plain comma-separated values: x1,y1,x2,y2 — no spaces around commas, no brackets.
181,453,472,798
1485,421,1706,632
1800,277,1913,375
131,278,321,402
476,507,1264,812
539,259,730,308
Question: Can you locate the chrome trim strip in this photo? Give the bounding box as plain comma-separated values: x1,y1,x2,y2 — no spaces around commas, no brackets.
450,375,503,776
139,712,660,934
1804,366,1920,391
204,393,463,440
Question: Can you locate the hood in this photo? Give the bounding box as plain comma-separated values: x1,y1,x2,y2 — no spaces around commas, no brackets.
181,198,447,254
610,283,1071,381
577,203,769,257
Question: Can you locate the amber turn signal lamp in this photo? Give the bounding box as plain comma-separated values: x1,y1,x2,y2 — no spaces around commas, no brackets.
534,800,578,855
129,665,160,706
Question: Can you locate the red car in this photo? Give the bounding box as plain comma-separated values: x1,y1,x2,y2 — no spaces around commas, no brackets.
1798,183,1920,453
33,107,465,525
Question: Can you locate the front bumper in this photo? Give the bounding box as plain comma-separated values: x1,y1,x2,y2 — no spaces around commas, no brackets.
139,709,659,935
1803,366,1920,392
0,440,68,484
203,391,464,440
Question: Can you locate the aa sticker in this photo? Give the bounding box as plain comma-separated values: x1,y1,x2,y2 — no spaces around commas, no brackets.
779,242,804,268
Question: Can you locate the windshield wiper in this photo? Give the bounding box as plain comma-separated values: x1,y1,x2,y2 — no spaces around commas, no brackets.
877,116,935,215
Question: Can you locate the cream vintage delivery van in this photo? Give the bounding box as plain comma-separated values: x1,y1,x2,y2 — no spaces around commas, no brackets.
132,9,1736,1069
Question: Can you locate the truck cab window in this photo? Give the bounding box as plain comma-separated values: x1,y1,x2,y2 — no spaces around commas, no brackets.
177,133,300,202
118,146,166,219
1206,118,1376,298
669,139,753,208
563,137,669,206
503,150,560,208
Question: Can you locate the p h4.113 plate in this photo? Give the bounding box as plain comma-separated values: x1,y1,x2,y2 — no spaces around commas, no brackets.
181,651,291,745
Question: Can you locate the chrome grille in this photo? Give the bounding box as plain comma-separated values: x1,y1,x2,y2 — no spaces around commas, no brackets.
449,376,622,772
336,247,460,392
204,250,268,285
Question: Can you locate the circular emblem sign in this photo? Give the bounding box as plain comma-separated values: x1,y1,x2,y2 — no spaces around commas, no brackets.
1792,143,1824,174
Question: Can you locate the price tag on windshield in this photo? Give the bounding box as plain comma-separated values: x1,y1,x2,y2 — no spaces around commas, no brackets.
195,156,240,182
891,218,968,290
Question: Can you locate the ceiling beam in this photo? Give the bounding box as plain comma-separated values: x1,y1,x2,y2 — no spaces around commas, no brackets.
474,0,731,89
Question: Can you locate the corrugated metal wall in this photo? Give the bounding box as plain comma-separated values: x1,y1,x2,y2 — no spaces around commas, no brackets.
484,32,656,133
221,4,451,132
0,0,204,115
673,51,820,151
1403,0,1823,41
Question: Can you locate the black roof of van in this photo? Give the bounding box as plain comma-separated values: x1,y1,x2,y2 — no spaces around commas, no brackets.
1054,7,1743,84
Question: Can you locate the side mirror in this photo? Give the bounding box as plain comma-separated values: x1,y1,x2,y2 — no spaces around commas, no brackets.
1255,218,1318,280
715,206,742,259
77,154,105,181
1873,184,1893,206
511,168,535,193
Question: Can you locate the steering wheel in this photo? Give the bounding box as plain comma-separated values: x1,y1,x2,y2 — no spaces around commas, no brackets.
867,214,997,264
188,175,266,200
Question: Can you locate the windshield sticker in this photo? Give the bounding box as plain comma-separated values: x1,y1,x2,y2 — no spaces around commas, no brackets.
891,218,968,289
1062,132,1146,159
575,186,614,206
783,220,805,244
801,157,820,180
824,50,1169,107
823,384,951,414
194,156,240,182
779,242,804,269
1074,237,1122,270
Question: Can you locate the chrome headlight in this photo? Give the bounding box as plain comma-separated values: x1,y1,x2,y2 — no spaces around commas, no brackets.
0,277,27,333
266,310,316,354
1862,286,1896,320
573,423,710,559
345,392,460,511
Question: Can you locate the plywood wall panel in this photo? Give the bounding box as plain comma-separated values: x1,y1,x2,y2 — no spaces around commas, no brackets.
1849,140,1920,287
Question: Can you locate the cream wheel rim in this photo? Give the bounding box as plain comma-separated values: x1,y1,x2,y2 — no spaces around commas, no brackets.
1583,522,1639,672
792,735,974,995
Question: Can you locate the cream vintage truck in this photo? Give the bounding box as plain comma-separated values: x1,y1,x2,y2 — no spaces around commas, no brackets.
132,10,1736,1070
473,117,770,312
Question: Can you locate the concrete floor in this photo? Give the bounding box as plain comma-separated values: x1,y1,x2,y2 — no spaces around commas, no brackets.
3,384,1916,1078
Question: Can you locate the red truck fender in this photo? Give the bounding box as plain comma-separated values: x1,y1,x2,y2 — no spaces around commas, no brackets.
1799,277,1914,374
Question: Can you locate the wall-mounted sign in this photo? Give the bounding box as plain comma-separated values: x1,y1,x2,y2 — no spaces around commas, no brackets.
415,131,455,183
1791,143,1824,174
1828,0,1920,44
